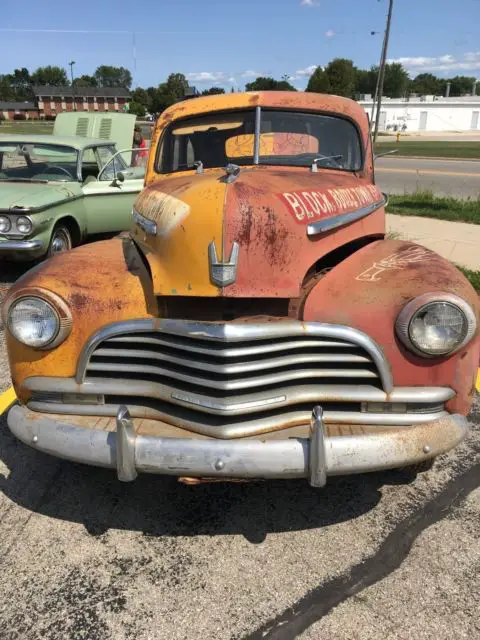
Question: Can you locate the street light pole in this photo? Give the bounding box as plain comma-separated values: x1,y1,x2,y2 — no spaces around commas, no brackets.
69,60,76,112
373,0,394,142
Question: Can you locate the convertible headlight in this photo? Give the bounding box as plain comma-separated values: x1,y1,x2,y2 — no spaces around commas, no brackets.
16,216,32,234
0,215,11,233
396,293,477,357
6,291,72,349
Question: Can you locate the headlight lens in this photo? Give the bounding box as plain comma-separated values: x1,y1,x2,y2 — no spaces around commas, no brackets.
409,302,467,355
16,216,32,234
8,298,59,348
396,294,477,357
0,215,11,233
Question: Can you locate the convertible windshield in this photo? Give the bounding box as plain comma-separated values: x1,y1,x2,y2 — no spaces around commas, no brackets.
0,143,78,182
158,109,362,173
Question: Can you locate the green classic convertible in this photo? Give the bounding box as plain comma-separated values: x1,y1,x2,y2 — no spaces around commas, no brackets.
0,113,147,260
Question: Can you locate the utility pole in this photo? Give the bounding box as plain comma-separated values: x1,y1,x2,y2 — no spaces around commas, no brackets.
69,60,76,112
373,0,394,142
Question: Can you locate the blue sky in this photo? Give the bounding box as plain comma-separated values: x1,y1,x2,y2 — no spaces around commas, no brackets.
2,0,479,89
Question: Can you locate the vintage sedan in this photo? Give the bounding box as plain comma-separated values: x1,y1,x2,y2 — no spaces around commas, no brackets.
0,134,146,260
3,91,479,487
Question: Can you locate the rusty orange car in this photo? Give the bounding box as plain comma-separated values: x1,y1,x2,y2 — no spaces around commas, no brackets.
3,91,479,487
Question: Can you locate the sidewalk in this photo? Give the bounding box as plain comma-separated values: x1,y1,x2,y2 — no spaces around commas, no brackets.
386,214,480,270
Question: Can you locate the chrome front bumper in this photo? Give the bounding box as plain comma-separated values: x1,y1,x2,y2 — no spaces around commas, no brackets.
0,239,43,252
7,405,468,486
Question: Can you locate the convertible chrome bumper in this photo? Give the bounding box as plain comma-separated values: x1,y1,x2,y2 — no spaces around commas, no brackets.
0,239,43,252
7,405,468,486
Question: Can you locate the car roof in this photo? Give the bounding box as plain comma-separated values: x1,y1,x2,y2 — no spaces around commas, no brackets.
0,134,116,150
157,91,370,143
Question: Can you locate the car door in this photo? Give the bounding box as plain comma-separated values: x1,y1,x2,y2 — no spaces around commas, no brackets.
81,146,147,236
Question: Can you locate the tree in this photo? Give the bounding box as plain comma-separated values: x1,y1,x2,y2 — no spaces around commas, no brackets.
245,76,296,91
127,101,146,117
94,65,132,88
324,59,356,97
382,63,409,98
0,75,14,100
409,73,445,96
201,87,226,95
75,75,98,87
31,66,69,86
354,68,376,96
7,68,32,100
306,67,331,94
448,75,477,96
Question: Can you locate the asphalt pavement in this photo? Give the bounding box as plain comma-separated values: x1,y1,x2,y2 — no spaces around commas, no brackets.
0,263,479,639
376,157,480,199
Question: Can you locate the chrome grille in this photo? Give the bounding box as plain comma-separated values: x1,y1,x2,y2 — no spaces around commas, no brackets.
24,320,455,438
78,319,390,417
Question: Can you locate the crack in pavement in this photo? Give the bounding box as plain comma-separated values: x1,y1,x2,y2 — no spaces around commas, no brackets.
241,459,480,640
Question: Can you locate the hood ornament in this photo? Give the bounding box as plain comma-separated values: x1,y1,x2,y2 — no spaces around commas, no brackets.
208,241,239,287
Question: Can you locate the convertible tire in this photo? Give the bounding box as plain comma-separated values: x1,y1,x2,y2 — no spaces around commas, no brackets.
47,225,73,257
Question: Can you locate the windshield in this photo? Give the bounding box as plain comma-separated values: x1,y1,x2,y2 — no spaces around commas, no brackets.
0,143,79,182
157,109,362,173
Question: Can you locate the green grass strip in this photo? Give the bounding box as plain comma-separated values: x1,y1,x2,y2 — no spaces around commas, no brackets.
374,140,480,159
386,191,480,224
456,266,480,292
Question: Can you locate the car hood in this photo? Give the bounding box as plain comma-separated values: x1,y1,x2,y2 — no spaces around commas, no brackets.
133,166,386,298
0,181,81,212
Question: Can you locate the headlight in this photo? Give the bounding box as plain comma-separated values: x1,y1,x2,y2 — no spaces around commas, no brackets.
8,298,59,348
396,293,477,357
0,215,11,233
16,216,32,234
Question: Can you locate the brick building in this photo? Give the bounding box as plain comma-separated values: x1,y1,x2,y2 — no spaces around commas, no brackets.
33,86,131,117
0,101,39,120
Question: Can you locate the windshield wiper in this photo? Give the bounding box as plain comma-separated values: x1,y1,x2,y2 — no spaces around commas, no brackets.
311,155,344,172
176,160,204,174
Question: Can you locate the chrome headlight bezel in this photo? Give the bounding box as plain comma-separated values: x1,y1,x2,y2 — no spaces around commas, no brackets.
4,288,73,350
15,215,33,235
0,215,12,234
395,292,477,358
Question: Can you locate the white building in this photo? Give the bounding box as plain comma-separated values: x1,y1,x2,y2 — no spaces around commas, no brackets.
358,95,480,132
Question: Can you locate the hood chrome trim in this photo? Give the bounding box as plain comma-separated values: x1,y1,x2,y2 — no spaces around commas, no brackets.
307,196,387,237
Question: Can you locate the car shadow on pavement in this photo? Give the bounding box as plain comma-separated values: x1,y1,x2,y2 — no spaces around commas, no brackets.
0,416,418,543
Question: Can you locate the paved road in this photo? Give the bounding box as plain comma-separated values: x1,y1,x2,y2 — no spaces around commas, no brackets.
376,157,480,199
0,264,479,639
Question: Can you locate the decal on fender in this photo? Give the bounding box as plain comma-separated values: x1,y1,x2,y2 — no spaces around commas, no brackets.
279,185,382,223
356,247,433,282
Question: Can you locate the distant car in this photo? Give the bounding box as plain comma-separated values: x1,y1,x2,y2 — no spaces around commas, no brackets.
0,113,147,261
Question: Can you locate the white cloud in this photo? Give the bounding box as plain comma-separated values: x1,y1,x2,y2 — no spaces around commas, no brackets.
387,52,480,73
296,65,318,77
301,0,320,6
186,72,226,83
325,29,335,38
241,70,262,78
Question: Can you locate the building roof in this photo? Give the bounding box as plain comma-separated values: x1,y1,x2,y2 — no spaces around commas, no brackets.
0,101,36,110
0,134,116,150
32,85,131,98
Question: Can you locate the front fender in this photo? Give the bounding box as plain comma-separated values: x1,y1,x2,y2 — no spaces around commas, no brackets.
4,237,156,401
303,239,480,415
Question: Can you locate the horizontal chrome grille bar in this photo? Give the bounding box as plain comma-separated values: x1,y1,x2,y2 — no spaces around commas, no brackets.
25,376,455,417
92,347,372,374
87,361,379,390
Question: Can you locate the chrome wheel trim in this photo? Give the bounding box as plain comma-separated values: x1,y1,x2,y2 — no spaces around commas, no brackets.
50,229,71,254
